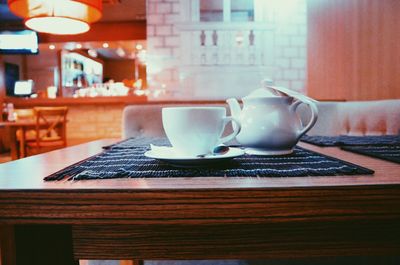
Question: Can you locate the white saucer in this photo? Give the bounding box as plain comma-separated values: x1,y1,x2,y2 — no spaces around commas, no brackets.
144,147,245,167
244,148,294,156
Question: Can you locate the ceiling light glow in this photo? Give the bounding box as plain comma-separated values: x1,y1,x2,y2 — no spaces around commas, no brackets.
116,47,126,57
8,0,102,35
88,49,98,57
25,16,90,35
135,44,143,50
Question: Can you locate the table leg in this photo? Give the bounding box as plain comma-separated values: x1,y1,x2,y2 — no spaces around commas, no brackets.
14,225,78,265
18,128,26,159
0,225,16,265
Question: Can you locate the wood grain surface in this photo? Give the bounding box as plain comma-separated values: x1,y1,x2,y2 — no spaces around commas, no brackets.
0,139,399,261
72,220,400,260
6,97,227,107
0,139,399,190
0,185,399,225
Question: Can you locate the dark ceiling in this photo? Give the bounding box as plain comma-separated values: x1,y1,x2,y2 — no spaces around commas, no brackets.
0,0,22,22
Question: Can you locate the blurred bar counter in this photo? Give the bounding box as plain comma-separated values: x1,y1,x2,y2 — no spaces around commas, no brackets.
3,96,149,149
3,97,225,149
6,96,148,107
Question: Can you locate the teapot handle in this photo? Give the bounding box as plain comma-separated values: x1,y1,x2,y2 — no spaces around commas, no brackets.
290,99,319,139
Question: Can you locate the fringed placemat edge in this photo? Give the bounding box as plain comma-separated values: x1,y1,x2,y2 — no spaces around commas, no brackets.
341,145,400,164
298,146,374,175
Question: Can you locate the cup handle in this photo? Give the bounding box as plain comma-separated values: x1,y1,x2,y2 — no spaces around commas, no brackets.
217,116,241,145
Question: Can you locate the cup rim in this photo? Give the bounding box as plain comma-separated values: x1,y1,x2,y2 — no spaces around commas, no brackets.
162,106,226,111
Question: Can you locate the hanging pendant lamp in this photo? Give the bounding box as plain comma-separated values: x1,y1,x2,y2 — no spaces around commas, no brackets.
8,0,102,35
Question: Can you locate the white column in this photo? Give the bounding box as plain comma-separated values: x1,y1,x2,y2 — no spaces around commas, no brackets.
223,0,231,22
190,0,200,22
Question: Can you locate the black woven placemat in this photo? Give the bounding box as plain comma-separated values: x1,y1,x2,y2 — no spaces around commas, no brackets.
301,134,400,147
44,138,373,181
341,145,400,164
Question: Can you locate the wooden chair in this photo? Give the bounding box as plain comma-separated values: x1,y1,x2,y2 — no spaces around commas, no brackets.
25,107,68,157
14,109,35,157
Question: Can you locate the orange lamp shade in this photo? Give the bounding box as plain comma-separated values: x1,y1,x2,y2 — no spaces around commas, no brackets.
8,0,102,35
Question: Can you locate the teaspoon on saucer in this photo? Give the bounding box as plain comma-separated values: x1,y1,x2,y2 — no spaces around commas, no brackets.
197,145,230,158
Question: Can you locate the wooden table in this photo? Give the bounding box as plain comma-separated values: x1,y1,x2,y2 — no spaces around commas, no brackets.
0,120,37,160
0,139,399,265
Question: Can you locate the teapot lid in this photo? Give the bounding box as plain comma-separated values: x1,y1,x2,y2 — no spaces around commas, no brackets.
244,88,283,99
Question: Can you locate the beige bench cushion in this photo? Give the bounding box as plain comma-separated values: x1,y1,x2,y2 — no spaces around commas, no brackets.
122,105,165,138
123,100,400,139
337,100,400,136
122,104,227,139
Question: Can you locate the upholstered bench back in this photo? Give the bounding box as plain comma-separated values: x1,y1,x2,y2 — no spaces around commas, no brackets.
337,100,400,136
122,105,164,138
123,100,400,139
302,100,400,136
122,103,226,139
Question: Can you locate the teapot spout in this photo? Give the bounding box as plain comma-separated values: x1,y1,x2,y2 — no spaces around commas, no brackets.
226,98,242,119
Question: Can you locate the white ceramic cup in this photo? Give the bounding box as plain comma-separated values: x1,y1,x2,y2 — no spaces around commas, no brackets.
162,107,241,157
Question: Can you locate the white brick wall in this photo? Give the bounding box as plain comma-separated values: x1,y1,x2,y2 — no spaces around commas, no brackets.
273,0,307,92
284,69,299,80
172,2,180,13
291,58,305,69
146,0,307,99
165,36,180,47
276,58,290,68
152,47,172,57
156,3,172,13
148,36,164,48
164,14,180,23
275,36,290,46
147,14,164,24
283,47,298,58
67,105,123,141
291,35,306,47
156,25,172,36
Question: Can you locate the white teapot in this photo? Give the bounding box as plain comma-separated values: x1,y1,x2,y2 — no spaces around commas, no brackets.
226,86,318,155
